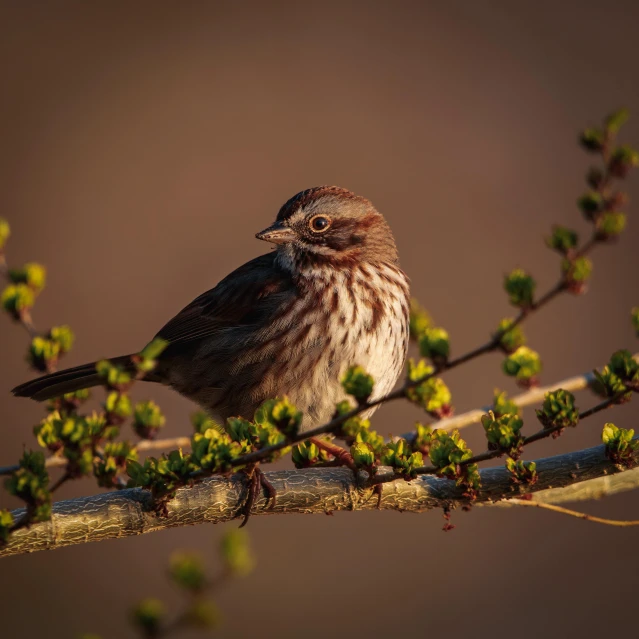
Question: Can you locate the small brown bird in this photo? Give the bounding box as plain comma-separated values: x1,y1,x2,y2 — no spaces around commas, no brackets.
13,186,411,432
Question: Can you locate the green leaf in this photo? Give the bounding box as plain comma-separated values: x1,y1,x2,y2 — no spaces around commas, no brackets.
9,262,46,292
602,422,638,470
169,551,206,591
133,400,165,439
605,108,629,133
545,226,578,254
597,211,626,239
254,396,302,437
495,318,526,353
579,128,604,152
609,145,639,178
380,438,423,478
502,346,541,385
405,358,452,417
409,298,432,339
0,218,10,250
131,598,165,634
1,283,35,318
506,458,537,486
504,269,535,308
0,509,14,544
481,410,524,454
632,307,639,337
577,191,604,221
351,441,376,469
221,529,255,576
4,451,51,522
418,326,450,362
341,365,375,403
492,389,519,418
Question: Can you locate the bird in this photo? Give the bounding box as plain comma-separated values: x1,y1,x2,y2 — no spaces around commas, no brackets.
13,186,411,435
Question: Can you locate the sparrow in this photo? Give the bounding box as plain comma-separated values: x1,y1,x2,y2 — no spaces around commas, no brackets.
13,186,411,435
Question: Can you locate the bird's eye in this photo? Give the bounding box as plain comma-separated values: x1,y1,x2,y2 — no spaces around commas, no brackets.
308,215,332,233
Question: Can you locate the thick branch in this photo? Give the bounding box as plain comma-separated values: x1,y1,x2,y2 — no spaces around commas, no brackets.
2,441,636,559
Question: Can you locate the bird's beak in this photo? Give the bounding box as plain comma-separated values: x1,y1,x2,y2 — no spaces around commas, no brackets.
255,221,296,245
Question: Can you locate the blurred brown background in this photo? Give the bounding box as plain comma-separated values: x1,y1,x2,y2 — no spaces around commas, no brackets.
1,1,638,637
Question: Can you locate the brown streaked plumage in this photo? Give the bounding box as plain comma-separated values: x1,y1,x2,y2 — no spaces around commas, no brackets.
12,186,411,432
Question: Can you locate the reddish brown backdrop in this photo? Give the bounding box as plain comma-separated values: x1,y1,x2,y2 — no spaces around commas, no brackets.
1,2,638,638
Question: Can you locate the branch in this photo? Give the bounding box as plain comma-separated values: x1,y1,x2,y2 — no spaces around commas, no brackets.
2,440,637,559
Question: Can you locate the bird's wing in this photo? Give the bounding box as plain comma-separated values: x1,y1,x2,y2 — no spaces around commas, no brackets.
155,253,296,346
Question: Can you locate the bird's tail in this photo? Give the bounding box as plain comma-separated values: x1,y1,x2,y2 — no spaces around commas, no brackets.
11,355,136,401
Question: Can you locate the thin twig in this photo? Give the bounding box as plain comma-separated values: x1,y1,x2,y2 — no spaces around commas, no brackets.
505,498,639,527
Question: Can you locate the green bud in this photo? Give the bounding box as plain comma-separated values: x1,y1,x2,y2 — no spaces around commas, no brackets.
412,422,433,455
545,226,578,255
133,400,165,439
0,218,10,250
504,269,535,308
428,429,481,493
536,389,579,431
418,326,450,362
291,439,332,468
49,325,75,354
190,410,223,434
481,410,524,455
4,450,51,522
596,211,626,239
190,428,245,474
9,262,46,292
0,509,14,545
605,108,629,134
351,441,376,469
492,389,519,418
380,438,423,479
184,600,220,629
495,318,526,354
579,127,605,152
96,360,132,389
1,283,35,319
602,422,638,470
34,410,63,452
632,307,639,337
607,350,639,388
221,529,255,576
254,396,302,437
561,256,593,294
132,598,165,635
405,358,452,417
609,145,639,178
502,346,541,386
341,365,375,404
506,458,537,486
577,191,604,221
94,441,137,488
28,336,61,372
409,298,432,339
104,391,132,421
136,337,169,373
169,551,206,591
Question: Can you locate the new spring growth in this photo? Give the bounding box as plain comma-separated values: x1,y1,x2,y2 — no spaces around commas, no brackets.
184,600,220,631
341,365,375,404
254,396,302,438
133,400,165,440
405,358,452,418
94,441,138,488
504,269,535,308
492,389,520,418
131,598,165,636
136,337,170,373
495,318,526,354
190,427,245,474
126,449,193,503
8,262,46,292
593,349,638,400
0,510,14,545
0,218,10,250
1,283,35,321
221,529,255,576
190,411,223,435
609,145,639,178
502,346,541,387
380,438,423,479
409,298,432,340
602,423,638,470
561,256,593,294
535,389,579,434
334,400,385,454
28,325,75,372
481,411,524,457
632,307,639,337
350,441,376,473
169,551,207,592
506,458,537,487
291,439,332,468
545,226,578,255
419,326,450,365
412,423,433,455
428,429,481,493
596,211,626,240
5,451,51,522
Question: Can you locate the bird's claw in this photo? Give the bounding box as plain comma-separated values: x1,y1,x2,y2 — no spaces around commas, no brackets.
239,464,277,528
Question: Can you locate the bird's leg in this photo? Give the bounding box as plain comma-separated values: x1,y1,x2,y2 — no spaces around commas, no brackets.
308,437,356,471
238,463,277,528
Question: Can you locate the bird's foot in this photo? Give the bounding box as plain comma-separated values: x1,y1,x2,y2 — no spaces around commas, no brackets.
239,463,277,528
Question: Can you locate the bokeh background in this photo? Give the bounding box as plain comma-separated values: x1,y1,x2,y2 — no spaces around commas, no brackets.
1,2,639,637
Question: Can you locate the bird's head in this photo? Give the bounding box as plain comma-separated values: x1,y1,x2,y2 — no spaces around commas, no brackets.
256,186,399,268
